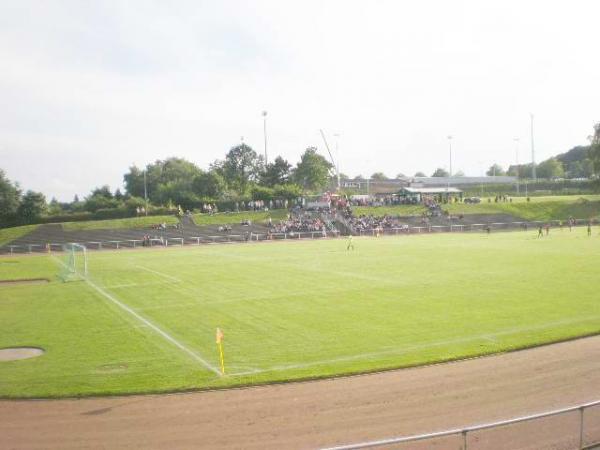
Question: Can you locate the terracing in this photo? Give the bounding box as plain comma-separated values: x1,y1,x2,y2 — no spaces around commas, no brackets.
0,218,273,255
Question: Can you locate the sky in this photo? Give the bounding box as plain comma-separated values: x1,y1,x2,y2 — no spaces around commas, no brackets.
1,0,599,201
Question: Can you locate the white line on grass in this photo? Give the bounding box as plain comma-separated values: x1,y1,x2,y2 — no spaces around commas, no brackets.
51,256,221,376
229,315,600,376
136,265,182,282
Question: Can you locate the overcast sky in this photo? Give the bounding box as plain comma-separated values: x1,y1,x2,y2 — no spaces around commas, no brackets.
1,1,599,201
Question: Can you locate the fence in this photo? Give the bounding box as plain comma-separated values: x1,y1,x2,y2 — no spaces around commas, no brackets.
0,231,341,255
323,399,600,450
0,218,593,254
353,218,590,237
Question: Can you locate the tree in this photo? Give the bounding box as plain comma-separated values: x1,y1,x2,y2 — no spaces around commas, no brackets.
221,144,263,194
293,147,333,192
486,164,505,176
91,185,113,199
414,171,426,177
431,168,449,177
192,171,226,199
454,170,465,177
536,158,564,179
0,170,21,226
370,172,388,181
123,158,202,203
260,156,291,187
395,173,406,179
114,188,124,201
17,191,47,224
589,123,600,178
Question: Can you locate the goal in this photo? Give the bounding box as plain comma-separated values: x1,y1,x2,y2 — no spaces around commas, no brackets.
59,243,88,281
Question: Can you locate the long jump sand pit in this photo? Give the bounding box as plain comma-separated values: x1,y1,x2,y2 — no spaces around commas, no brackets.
0,347,44,362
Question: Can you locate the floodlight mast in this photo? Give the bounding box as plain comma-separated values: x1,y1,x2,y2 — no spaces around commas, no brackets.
319,129,340,191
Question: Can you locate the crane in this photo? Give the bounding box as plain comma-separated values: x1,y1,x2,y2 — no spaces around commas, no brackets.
319,129,340,191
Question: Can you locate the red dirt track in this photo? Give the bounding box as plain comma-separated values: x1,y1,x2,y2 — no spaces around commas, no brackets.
2,336,600,450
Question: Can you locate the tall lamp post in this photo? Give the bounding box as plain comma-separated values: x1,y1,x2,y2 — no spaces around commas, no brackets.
262,111,268,165
514,137,520,195
447,135,453,202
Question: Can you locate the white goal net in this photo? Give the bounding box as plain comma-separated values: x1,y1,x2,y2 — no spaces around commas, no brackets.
59,243,88,281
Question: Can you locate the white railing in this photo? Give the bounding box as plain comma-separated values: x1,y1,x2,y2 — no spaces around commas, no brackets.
0,231,341,254
0,219,591,254
353,218,589,236
323,399,600,450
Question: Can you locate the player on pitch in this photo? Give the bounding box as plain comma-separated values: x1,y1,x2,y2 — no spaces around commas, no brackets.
347,235,355,251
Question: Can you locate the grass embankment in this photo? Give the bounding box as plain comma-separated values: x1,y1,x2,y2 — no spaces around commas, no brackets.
62,215,179,231
1,230,600,398
0,225,39,246
354,195,600,221
192,209,288,226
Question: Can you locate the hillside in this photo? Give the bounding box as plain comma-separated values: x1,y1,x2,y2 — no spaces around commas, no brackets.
353,195,600,222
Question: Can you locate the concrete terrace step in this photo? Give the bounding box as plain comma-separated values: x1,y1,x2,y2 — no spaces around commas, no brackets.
0,222,272,254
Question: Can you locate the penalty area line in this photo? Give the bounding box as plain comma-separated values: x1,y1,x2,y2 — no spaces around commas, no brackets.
136,265,182,282
51,256,221,376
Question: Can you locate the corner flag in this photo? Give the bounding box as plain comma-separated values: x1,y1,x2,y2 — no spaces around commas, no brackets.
216,328,225,375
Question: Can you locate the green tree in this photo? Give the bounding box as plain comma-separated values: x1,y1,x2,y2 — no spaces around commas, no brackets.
454,170,465,177
192,171,226,199
273,183,303,200
0,170,21,226
91,185,113,199
123,158,202,203
261,156,291,187
536,158,564,179
17,191,47,224
414,171,426,177
293,147,333,192
221,144,263,194
431,168,449,177
589,123,600,178
486,164,506,176
370,172,388,181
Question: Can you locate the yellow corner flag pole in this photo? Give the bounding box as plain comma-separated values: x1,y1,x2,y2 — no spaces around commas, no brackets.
216,328,225,375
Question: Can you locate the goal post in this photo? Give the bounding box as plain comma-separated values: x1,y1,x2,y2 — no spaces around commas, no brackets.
59,243,88,281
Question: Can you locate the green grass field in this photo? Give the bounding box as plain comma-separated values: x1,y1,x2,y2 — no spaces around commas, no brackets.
353,195,600,220
1,228,600,398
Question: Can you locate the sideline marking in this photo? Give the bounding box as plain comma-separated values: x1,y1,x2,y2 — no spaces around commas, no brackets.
230,316,600,376
51,256,220,375
136,265,181,282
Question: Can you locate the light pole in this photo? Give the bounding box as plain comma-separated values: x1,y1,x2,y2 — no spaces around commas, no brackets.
262,111,268,165
447,135,453,202
530,113,536,180
514,137,520,195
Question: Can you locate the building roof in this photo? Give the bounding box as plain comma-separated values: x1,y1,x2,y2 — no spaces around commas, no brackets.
400,187,462,194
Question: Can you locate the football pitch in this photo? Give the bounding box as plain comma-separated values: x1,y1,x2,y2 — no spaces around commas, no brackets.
1,229,599,398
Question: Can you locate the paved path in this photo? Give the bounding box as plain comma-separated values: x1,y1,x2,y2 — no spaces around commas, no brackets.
2,336,600,449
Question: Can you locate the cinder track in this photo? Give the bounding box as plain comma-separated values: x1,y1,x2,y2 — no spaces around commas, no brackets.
2,336,600,449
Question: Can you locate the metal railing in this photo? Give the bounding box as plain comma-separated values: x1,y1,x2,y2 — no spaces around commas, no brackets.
0,231,341,254
323,399,600,450
352,218,590,236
